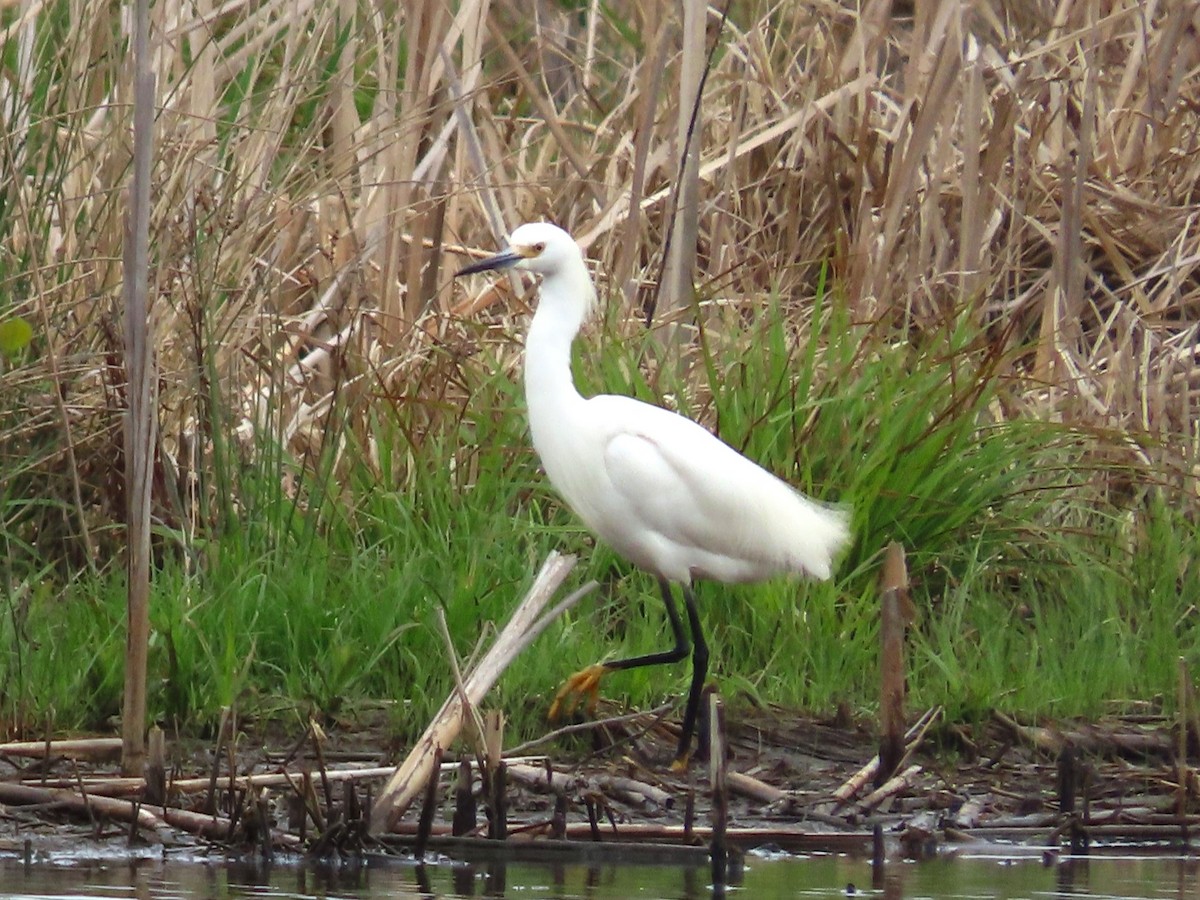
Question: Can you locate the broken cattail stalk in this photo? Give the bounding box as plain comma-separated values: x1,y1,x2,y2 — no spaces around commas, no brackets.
484,710,506,841
585,796,601,842
551,793,568,839
452,756,476,837
368,553,592,833
1177,656,1192,824
484,710,504,773
414,745,443,859
120,0,156,778
878,541,912,785
683,787,695,844
205,708,232,816
1058,743,1078,815
506,763,576,796
872,822,885,872
255,790,273,861
709,690,728,888
144,726,166,806
488,761,507,841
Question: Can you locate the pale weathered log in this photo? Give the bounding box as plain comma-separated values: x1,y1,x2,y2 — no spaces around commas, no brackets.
952,795,987,829
0,738,123,760
23,756,550,799
832,706,940,808
994,711,1175,758
506,762,578,796
859,764,923,811
368,552,594,833
596,775,674,810
0,781,294,845
0,782,164,832
727,770,788,805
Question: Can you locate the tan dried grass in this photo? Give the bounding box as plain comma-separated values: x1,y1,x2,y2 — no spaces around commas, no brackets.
2,0,1198,562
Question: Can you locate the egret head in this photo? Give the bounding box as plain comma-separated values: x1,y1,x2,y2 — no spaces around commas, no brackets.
456,222,582,279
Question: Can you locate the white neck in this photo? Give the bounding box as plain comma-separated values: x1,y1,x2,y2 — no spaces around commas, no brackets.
523,265,595,417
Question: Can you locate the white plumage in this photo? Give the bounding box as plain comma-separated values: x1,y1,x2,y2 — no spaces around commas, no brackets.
458,222,849,765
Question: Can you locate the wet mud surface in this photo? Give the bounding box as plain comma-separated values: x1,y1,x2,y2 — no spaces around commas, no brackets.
1,705,1198,864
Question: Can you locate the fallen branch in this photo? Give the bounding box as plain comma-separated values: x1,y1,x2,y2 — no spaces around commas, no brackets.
506,763,579,796
858,764,923,811
0,738,123,761
595,775,674,812
832,706,941,808
727,770,788,805
993,712,1175,759
369,552,595,833
21,755,552,799
505,703,673,756
0,781,300,847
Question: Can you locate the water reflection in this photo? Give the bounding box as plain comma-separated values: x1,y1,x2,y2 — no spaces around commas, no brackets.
1056,857,1086,895
0,849,1197,898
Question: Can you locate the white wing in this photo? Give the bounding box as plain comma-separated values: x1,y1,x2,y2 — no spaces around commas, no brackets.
590,395,849,583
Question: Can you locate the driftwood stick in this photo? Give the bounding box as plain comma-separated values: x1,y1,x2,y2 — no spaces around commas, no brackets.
858,764,922,811
0,780,300,846
832,706,940,808
953,795,987,829
0,781,164,832
727,770,788,806
0,738,123,761
595,775,674,810
506,702,674,755
23,755,552,799
892,704,942,774
369,553,593,833
506,762,577,796
994,711,1176,758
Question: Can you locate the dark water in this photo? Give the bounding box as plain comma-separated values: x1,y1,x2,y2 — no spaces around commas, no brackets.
1,850,1197,898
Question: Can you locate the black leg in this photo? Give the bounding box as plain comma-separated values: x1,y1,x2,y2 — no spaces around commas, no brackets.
676,584,708,762
602,577,691,672
553,578,705,764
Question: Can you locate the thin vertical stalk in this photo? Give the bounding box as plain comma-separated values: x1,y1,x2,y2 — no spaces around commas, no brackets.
121,0,156,776
658,0,705,334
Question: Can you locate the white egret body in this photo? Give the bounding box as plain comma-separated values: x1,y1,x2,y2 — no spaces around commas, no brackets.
458,223,850,764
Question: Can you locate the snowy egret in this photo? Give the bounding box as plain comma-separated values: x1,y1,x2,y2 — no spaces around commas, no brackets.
457,223,850,766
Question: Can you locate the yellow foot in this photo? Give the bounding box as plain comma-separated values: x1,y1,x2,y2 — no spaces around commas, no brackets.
669,750,691,773
548,663,611,721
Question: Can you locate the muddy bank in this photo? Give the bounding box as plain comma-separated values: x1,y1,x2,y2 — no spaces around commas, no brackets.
1,704,1198,867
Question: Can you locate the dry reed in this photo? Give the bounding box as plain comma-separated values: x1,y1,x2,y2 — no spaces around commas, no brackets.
1,0,1198,567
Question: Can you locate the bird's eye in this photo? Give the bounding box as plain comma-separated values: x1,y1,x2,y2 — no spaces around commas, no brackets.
533,242,546,254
